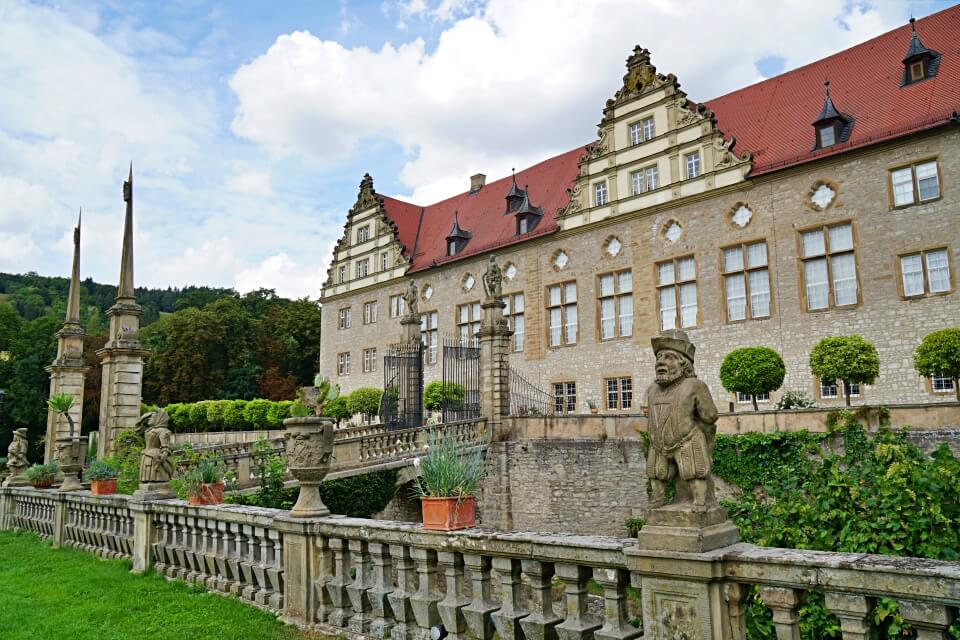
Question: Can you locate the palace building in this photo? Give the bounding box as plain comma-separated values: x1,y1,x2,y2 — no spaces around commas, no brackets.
319,7,960,412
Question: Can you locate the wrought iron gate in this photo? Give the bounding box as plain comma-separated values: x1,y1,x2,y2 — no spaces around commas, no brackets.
381,342,423,430
441,336,480,423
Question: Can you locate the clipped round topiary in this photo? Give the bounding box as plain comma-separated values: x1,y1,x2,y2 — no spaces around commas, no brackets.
914,328,960,401
347,387,383,420
809,335,880,406
719,346,786,411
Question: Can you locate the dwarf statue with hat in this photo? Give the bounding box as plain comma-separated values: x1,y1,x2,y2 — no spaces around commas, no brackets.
4,428,30,486
646,330,719,511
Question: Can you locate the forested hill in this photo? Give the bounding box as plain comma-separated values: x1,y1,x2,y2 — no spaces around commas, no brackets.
0,271,236,330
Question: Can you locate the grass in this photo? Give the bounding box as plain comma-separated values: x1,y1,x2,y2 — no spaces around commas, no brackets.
0,530,318,640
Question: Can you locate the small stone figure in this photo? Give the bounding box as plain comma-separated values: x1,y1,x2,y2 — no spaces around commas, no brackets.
482,255,503,301
402,279,419,317
136,409,174,486
646,330,719,510
3,428,30,487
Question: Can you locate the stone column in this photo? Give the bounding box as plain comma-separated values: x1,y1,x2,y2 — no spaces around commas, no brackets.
476,297,512,430
129,499,156,573
273,516,318,627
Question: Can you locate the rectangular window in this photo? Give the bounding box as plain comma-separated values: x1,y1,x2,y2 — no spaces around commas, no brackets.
356,258,369,279
338,307,351,330
931,373,956,394
362,348,377,373
338,265,346,284
656,256,697,330
598,270,633,340
630,166,658,195
546,282,578,347
337,352,350,376
642,116,655,141
456,302,482,344
818,125,836,148
631,170,643,196
381,252,389,271
389,294,406,318
554,382,577,414
900,248,952,297
645,165,658,191
357,225,370,243
819,378,860,399
594,182,607,206
736,391,770,404
605,377,633,410
800,222,858,310
363,301,378,324
685,151,701,179
504,293,525,352
420,311,438,364
891,160,940,207
910,61,924,82
629,122,641,146
722,241,771,321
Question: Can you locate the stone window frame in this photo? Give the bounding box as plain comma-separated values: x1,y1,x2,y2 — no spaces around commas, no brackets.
805,180,839,212
545,280,579,348
726,201,754,228
362,347,377,373
337,352,351,376
337,265,346,284
895,246,954,300
719,239,774,324
420,310,439,365
595,269,633,342
337,307,351,330
357,224,371,243
815,377,861,400
927,372,957,396
796,220,861,312
654,254,699,331
553,381,577,415
630,164,659,196
604,376,634,411
356,257,370,279
887,157,942,209
363,300,378,325
594,181,608,207
684,149,701,179
380,251,389,271
389,294,405,319
628,115,656,146
456,301,482,345
503,292,525,353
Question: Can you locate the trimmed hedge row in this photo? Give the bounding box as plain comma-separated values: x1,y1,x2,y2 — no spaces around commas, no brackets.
151,399,295,433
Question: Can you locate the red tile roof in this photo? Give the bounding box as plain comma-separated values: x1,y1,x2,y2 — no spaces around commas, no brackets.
381,6,960,272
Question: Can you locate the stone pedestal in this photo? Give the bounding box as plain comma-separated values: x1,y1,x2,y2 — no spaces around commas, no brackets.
56,435,88,492
477,298,512,427
400,314,422,344
97,319,149,457
44,355,89,464
274,516,319,627
129,500,156,573
132,482,175,501
637,504,740,553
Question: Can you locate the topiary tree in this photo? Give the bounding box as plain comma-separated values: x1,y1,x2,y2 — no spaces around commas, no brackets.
243,399,273,429
719,346,786,411
222,399,248,430
423,381,465,413
322,396,352,426
809,335,880,407
914,328,960,401
347,387,383,422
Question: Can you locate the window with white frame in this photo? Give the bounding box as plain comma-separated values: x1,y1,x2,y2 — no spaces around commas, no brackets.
456,302,481,344
598,270,633,340
899,248,951,297
357,225,370,243
594,182,607,206
819,378,859,399
421,311,438,364
363,301,378,324
554,382,577,414
381,252,389,271
338,307,351,330
657,256,697,330
504,292,525,352
356,258,369,279
642,116,655,141
390,294,405,318
606,377,633,410
685,151,701,179
630,166,658,195
547,282,578,347
337,352,350,376
817,125,836,148
629,122,642,146
800,222,858,310
737,391,770,404
362,347,377,373
629,117,655,145
722,241,771,321
891,160,940,207
338,265,346,284
931,373,956,394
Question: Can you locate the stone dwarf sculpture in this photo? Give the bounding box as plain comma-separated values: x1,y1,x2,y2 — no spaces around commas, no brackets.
645,329,719,511
3,428,30,487
133,409,175,498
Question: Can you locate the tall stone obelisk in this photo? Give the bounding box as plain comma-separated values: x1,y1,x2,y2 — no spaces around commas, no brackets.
44,211,90,463
97,164,150,457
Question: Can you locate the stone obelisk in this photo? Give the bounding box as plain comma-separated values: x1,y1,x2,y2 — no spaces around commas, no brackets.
44,211,90,463
97,164,150,457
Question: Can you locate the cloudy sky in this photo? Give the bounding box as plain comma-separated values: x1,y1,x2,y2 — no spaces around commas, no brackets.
1,0,952,299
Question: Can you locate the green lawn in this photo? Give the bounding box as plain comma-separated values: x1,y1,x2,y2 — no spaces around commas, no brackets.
0,530,318,640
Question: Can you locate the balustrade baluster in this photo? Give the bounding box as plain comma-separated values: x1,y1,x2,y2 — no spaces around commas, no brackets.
410,546,442,640
254,526,272,605
228,522,245,596
368,543,395,638
555,564,601,640
268,528,284,611
152,515,168,575
240,524,258,601
314,535,335,624
592,567,640,640
174,515,190,581
166,514,181,577
520,559,563,640
462,553,498,640
327,537,352,627
492,556,528,640
824,592,872,640
722,582,748,640
185,517,202,583
899,600,953,639
204,520,220,589
348,539,374,633
214,521,230,592
759,586,804,640
438,551,470,640
388,544,418,640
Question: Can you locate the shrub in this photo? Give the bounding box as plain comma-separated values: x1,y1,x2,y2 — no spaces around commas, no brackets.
26,462,59,486
223,400,248,430
111,428,145,494
347,387,382,420
86,459,119,481
913,328,960,401
774,390,816,410
0,456,7,471
320,469,398,517
164,403,189,431
242,399,273,428
322,396,352,425
266,400,293,427
412,432,485,499
423,381,465,412
719,347,786,411
188,401,212,431
809,335,880,406
205,399,232,426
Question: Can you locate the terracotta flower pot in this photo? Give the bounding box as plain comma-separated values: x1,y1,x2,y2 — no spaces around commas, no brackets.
421,496,476,531
30,479,54,489
188,481,224,506
90,478,117,496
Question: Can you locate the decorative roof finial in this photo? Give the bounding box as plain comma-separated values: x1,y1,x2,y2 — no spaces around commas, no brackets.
117,162,135,301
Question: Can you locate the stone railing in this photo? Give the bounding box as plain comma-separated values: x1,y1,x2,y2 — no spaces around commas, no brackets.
175,439,286,489
1,486,958,639
63,493,135,559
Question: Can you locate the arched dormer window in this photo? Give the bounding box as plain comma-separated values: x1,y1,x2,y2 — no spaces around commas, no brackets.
902,18,941,86
446,212,472,256
812,80,853,150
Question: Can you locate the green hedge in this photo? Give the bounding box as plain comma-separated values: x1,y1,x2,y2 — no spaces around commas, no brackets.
156,398,294,433
228,469,399,518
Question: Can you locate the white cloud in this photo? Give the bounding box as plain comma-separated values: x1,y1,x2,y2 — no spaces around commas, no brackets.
224,170,273,197
230,0,912,205
235,252,327,299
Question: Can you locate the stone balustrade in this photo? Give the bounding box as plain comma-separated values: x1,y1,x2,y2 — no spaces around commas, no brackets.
63,493,135,559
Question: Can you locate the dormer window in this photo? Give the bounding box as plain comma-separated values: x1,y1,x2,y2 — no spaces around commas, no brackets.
812,80,853,150
902,18,940,87
514,184,543,236
505,171,525,213
446,212,472,256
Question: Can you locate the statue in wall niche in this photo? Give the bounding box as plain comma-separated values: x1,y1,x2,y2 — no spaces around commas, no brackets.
646,330,719,511
4,428,30,485
482,255,503,301
136,409,174,484
403,279,419,317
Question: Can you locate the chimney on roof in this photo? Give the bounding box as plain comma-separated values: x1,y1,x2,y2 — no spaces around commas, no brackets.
470,173,486,192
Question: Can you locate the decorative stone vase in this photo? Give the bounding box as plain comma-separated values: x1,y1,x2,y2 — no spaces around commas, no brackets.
421,496,476,531
282,416,335,518
55,435,88,492
188,481,224,506
90,478,117,496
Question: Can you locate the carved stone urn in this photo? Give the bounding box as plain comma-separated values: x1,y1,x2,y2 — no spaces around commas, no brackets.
282,416,335,518
55,435,87,492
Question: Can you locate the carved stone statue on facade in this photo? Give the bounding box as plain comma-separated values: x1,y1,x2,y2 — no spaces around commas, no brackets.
402,279,419,318
645,330,719,510
135,409,174,492
3,428,30,486
482,255,503,301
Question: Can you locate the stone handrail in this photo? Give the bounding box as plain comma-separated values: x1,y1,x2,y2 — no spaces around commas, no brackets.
63,493,135,559
1,486,958,639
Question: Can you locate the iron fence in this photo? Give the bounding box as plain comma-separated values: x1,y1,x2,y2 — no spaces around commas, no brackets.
441,336,480,423
381,341,423,430
506,366,554,416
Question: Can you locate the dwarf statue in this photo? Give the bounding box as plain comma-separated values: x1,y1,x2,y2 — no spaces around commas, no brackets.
5,428,29,484
136,409,174,484
646,330,719,510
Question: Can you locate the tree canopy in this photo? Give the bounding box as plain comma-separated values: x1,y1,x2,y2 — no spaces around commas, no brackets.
809,335,880,406
913,328,960,401
719,346,786,411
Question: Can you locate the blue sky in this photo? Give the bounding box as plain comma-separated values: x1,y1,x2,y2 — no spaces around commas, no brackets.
0,0,954,298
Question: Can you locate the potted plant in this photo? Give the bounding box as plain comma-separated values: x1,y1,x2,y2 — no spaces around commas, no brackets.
181,456,226,505
47,392,87,491
26,462,60,489
282,375,339,518
586,399,599,414
86,460,119,496
413,433,485,531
